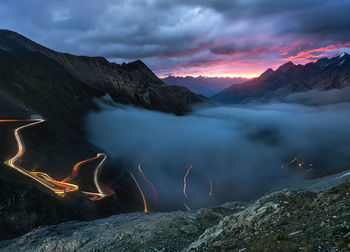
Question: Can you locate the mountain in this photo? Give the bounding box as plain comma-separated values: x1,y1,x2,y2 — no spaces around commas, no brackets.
213,53,350,103
1,169,349,251
0,30,205,240
0,29,205,116
162,76,248,96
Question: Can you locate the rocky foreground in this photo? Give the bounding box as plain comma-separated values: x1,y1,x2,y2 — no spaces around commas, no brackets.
1,171,350,252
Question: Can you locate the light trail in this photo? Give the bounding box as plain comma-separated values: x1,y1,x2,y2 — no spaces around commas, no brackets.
1,119,112,200
61,155,103,183
142,177,157,205
209,179,213,197
337,171,350,179
128,171,149,213
2,119,78,195
137,161,157,205
182,164,192,171
282,157,297,169
138,162,146,177
282,157,314,173
184,203,191,211
80,153,113,201
183,164,192,198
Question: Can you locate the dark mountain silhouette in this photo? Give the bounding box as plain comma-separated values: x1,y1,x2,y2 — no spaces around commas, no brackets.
213,53,350,103
0,29,205,117
162,76,247,96
0,29,205,240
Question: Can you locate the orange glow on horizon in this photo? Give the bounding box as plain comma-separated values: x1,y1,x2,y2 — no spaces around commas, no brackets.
158,73,260,79
156,45,350,80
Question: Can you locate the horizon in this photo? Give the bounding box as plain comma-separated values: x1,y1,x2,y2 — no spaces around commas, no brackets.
159,53,349,79
1,1,350,78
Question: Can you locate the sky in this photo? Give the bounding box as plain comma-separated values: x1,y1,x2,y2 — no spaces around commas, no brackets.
1,0,350,78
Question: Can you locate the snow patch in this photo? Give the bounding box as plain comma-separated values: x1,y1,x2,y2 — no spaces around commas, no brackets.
338,59,345,66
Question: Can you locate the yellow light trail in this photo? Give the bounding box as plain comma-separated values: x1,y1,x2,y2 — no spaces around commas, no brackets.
128,170,149,213
209,179,213,197
1,119,112,200
81,153,113,201
138,161,146,177
184,203,191,211
2,119,78,195
281,157,298,170
183,164,192,198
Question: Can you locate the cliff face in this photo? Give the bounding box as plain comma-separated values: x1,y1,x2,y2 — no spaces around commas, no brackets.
1,170,349,251
0,49,101,129
0,29,205,115
213,54,350,103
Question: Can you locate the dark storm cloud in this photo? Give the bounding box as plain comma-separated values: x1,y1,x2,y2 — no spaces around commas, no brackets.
210,43,277,56
0,0,349,75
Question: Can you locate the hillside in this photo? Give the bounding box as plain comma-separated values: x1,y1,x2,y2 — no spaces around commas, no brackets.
1,170,350,251
0,30,205,240
0,29,205,116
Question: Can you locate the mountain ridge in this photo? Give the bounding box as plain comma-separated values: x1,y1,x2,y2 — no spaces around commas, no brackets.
213,53,350,103
0,29,205,115
162,75,248,96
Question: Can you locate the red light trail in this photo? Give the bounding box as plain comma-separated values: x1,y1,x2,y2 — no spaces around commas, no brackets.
137,161,157,206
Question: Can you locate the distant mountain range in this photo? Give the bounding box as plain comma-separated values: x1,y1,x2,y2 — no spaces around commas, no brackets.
162,76,247,96
213,53,350,103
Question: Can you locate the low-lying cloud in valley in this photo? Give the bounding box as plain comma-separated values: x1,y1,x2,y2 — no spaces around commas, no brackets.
86,94,350,211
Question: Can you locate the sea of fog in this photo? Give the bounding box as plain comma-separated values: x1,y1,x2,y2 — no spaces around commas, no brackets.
86,89,350,211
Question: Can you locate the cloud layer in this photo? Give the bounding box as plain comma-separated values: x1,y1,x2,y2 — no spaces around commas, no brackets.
86,94,350,210
1,0,350,77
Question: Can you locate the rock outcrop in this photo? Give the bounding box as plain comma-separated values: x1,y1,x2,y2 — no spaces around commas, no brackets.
1,171,350,251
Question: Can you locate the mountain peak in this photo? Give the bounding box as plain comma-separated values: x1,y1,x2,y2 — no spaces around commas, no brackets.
277,61,295,73
340,52,349,58
0,29,21,36
259,68,274,80
0,29,49,53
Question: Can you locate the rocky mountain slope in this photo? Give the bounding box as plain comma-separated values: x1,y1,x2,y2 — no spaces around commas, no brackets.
0,30,205,240
1,170,350,251
0,29,205,115
213,53,350,103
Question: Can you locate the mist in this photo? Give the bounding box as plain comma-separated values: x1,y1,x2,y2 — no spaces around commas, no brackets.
86,92,350,211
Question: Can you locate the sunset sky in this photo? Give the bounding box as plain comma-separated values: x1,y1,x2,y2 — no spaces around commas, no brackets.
1,0,350,78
